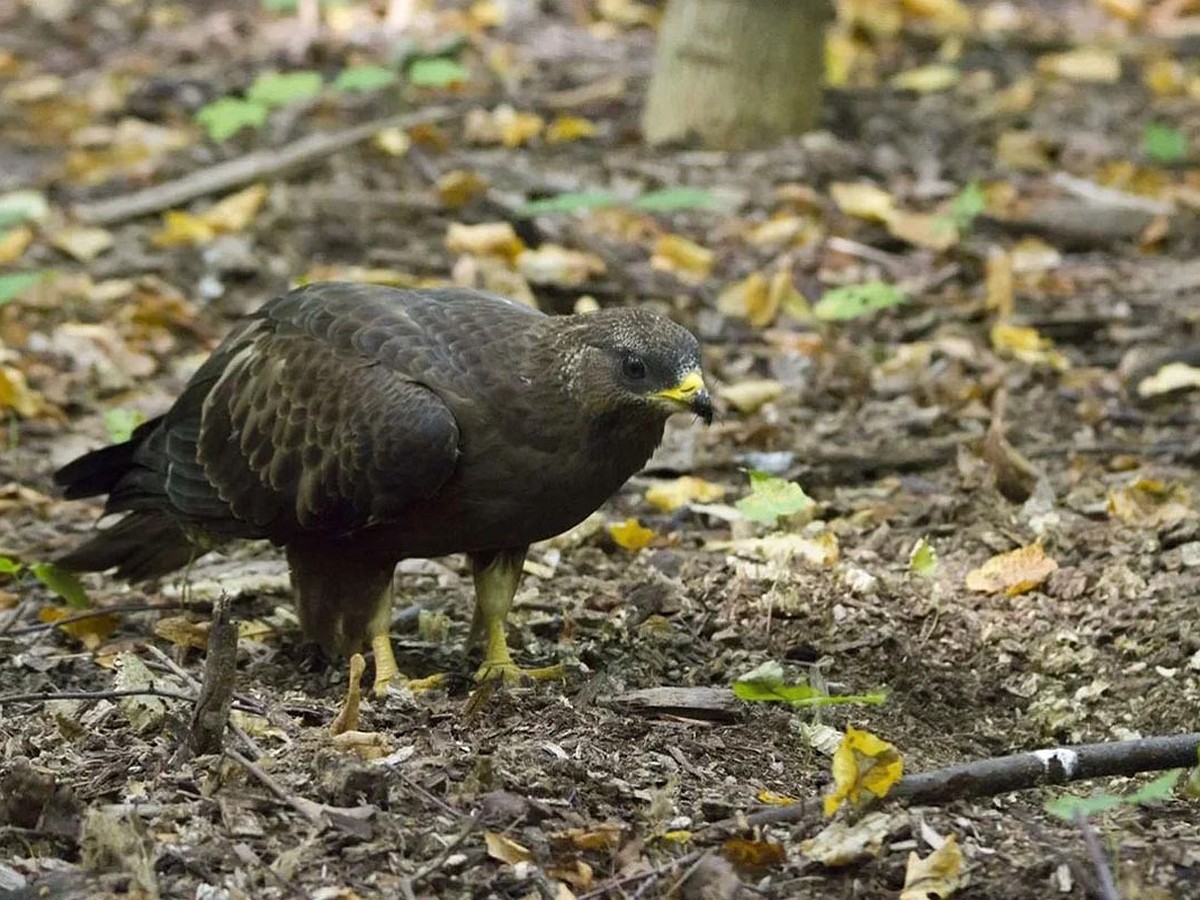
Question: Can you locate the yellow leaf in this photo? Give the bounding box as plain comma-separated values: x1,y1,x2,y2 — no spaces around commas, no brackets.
1144,57,1185,96
0,365,43,418
902,0,971,31
202,183,268,232
484,831,532,866
1138,362,1200,397
717,272,771,324
464,104,544,148
990,323,1069,371
1037,47,1121,83
964,543,1057,595
721,379,784,414
151,210,216,247
609,518,655,551
0,225,33,265
891,64,960,93
901,835,964,899
746,215,803,247
722,836,786,871
886,209,958,251
995,130,1052,171
1097,0,1142,22
39,606,119,651
984,247,1014,318
516,244,606,287
831,181,896,222
1107,478,1193,528
756,789,799,806
550,824,624,852
644,476,726,512
153,616,209,650
445,221,526,260
373,126,411,157
824,727,904,817
436,169,488,209
546,115,598,143
660,829,692,843
651,234,714,279
49,226,114,262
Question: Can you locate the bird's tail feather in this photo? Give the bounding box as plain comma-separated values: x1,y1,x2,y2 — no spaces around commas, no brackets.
56,512,197,582
53,416,164,502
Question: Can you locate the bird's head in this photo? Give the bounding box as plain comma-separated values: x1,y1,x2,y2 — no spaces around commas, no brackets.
559,307,713,424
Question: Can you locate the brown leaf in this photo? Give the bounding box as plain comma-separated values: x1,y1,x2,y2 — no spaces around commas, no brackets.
722,837,786,871
965,543,1057,595
484,831,533,866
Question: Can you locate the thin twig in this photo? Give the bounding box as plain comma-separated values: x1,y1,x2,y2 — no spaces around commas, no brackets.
402,819,480,896
578,850,702,900
72,106,458,225
0,596,29,636
1076,812,1122,900
223,748,326,827
0,687,263,715
3,602,190,636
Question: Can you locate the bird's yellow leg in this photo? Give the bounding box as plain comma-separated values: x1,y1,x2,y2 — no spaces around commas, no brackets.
470,551,565,685
368,586,445,697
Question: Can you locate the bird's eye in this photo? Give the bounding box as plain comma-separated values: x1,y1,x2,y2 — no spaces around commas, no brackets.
622,355,647,380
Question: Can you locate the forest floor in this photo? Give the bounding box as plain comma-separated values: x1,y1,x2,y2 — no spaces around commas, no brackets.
2,1,1200,898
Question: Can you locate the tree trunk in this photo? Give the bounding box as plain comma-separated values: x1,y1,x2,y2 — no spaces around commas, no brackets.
642,0,832,149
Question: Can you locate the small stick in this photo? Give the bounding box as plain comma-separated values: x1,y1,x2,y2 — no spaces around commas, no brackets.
0,687,263,715
72,106,457,226
3,602,189,636
1076,812,1121,900
224,748,326,827
401,819,479,896
578,850,702,900
189,594,238,756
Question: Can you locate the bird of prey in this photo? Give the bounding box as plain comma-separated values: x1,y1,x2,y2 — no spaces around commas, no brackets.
54,283,712,695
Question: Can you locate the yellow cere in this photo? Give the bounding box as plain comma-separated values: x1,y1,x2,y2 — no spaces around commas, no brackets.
654,370,705,404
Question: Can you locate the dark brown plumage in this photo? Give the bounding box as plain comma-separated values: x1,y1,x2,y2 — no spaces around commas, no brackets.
55,283,712,690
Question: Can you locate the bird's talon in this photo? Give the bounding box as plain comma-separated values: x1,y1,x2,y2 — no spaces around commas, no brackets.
474,660,566,685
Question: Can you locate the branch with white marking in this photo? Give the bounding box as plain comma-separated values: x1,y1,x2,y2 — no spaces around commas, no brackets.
891,733,1200,805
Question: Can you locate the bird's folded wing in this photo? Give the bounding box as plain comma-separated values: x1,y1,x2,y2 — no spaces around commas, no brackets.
196,326,460,536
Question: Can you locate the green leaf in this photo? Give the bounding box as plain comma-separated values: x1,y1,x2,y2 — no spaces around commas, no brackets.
333,65,398,92
195,97,269,142
949,181,986,231
30,562,91,609
735,470,813,524
246,70,325,108
0,271,46,307
909,536,938,577
103,408,146,444
631,188,718,212
1045,770,1181,821
518,190,620,217
407,57,469,88
733,661,889,708
1144,123,1188,163
813,282,907,322
0,190,48,230
0,556,22,576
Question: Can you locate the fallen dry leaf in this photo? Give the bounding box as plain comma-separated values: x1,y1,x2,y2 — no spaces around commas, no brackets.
0,225,34,265
545,115,598,143
445,221,526,261
651,234,714,280
710,531,839,568
801,811,897,866
516,244,605,287
900,835,965,900
40,606,119,651
1137,362,1200,397
722,837,786,871
609,518,656,551
990,323,1069,371
965,543,1057,595
721,379,785,414
891,64,960,92
436,169,488,209
1107,478,1193,528
49,225,114,262
484,831,533,866
0,365,45,418
824,726,904,816
831,181,896,222
1037,47,1121,83
644,476,726,512
464,104,544,147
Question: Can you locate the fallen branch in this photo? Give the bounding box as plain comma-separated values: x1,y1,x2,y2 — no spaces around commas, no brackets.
891,732,1200,805
72,105,457,226
1076,812,1120,900
699,733,1200,834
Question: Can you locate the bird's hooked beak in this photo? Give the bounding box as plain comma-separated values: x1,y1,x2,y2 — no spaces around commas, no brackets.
653,370,714,424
